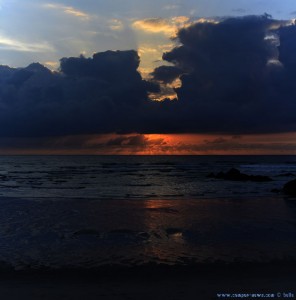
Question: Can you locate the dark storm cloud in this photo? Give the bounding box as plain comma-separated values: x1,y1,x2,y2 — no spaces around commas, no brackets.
60,51,140,81
150,65,183,84
2,15,296,137
0,50,157,137
151,15,296,134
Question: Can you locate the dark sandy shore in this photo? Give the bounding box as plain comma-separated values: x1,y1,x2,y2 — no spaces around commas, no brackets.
1,194,296,299
0,263,295,300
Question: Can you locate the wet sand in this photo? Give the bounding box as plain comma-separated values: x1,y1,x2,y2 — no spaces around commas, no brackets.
1,197,296,269
0,263,295,300
1,196,296,299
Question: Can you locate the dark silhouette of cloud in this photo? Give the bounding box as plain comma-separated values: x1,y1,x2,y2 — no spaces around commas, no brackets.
0,50,158,137
1,15,296,138
151,65,183,84
151,15,296,134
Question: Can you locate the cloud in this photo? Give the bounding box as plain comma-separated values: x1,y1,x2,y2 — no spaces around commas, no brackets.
150,15,296,134
232,8,247,14
77,134,167,155
1,133,296,155
151,65,183,84
105,134,165,148
0,34,54,52
172,16,190,24
132,18,176,36
138,46,159,56
44,61,59,70
132,16,190,37
170,136,296,154
0,2,122,68
87,133,296,155
163,4,180,10
108,19,124,31
43,3,90,20
0,50,157,137
2,15,296,139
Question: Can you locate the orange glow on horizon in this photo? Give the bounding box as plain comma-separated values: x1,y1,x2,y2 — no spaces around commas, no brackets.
0,132,296,155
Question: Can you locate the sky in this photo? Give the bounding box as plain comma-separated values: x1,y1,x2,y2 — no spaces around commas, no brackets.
1,0,296,68
1,0,296,154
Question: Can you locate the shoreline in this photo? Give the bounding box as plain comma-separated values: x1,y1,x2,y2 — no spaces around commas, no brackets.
1,260,296,278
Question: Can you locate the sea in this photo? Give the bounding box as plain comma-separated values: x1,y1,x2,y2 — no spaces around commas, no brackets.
0,155,296,271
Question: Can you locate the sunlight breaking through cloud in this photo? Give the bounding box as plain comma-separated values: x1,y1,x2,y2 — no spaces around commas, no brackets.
132,16,190,37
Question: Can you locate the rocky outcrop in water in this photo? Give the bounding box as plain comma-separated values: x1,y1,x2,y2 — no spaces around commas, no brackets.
283,179,296,196
207,168,272,182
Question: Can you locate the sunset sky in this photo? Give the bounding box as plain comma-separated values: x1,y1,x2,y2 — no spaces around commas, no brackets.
1,0,296,154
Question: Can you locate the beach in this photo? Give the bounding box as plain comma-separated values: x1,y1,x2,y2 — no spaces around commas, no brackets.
0,262,295,299
0,196,295,299
0,155,296,299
